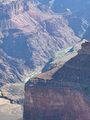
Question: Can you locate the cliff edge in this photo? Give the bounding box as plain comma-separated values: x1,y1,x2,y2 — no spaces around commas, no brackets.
24,42,90,120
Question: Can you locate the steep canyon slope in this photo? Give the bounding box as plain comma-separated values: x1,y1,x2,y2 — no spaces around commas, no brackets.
38,0,90,37
0,0,80,84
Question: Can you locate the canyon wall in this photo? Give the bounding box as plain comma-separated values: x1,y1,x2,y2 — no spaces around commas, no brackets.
24,42,90,120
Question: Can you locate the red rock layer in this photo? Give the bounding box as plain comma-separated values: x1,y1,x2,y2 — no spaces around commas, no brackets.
24,88,90,120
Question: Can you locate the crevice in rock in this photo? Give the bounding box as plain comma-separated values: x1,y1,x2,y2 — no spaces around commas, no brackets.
0,89,15,104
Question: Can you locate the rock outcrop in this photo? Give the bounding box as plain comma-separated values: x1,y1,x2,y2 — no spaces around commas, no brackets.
24,42,90,120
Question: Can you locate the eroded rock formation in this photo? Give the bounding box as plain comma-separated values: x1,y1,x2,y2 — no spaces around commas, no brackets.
0,0,80,84
24,42,90,120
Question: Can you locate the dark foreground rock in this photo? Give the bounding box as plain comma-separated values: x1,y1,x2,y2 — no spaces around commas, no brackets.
24,88,90,120
24,42,90,120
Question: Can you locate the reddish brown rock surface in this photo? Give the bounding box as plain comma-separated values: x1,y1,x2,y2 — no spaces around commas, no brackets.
24,42,90,120
24,87,90,120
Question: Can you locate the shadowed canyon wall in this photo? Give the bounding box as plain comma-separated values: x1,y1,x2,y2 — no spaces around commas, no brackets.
24,42,90,120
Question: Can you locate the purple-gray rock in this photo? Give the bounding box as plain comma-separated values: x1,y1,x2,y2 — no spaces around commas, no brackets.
24,42,90,120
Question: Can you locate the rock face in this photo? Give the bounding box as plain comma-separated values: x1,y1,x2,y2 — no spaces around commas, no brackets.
0,0,80,84
24,42,90,120
24,88,90,120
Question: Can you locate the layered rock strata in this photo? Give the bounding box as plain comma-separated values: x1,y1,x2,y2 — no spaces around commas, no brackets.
24,42,90,120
